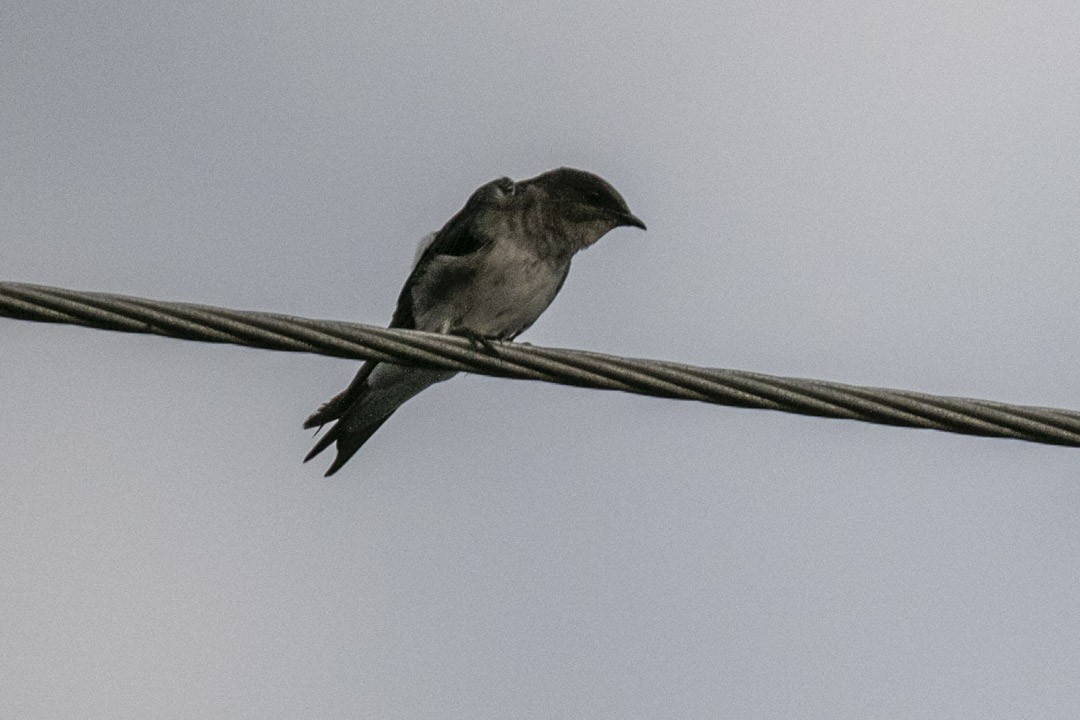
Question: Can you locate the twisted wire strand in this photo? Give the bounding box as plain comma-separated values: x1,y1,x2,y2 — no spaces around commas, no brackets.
3,281,1079,448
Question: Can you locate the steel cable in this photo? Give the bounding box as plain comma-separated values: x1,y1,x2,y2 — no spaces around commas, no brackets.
3,281,1079,448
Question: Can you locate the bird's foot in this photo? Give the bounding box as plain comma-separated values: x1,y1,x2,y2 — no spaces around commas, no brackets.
454,328,503,357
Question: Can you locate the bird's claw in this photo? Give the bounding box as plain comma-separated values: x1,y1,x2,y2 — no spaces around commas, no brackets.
454,328,503,357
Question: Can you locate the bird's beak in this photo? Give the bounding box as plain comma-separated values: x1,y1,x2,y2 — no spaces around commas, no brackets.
616,212,647,230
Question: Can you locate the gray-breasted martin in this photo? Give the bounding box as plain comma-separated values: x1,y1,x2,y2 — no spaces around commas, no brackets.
304,167,645,475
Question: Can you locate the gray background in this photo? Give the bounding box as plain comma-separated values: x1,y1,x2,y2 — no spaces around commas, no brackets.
3,1,1079,717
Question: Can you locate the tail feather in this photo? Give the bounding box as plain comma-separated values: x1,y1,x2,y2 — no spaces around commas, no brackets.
322,415,393,477
303,411,393,476
304,364,457,475
302,359,396,475
303,361,378,430
303,423,341,463
304,392,351,430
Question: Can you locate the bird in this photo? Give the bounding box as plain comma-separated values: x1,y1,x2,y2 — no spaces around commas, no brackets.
303,167,646,476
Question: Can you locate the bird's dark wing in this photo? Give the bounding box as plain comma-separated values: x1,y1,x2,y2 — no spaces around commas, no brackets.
388,190,494,329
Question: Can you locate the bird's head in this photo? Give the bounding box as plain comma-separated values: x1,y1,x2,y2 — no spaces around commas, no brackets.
519,167,646,250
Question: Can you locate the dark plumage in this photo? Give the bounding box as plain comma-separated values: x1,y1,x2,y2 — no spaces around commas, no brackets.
304,167,645,475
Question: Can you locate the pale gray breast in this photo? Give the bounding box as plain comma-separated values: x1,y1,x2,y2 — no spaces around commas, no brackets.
464,236,568,336
411,234,569,338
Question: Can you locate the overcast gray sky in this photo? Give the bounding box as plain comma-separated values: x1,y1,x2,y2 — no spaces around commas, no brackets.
4,1,1080,717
